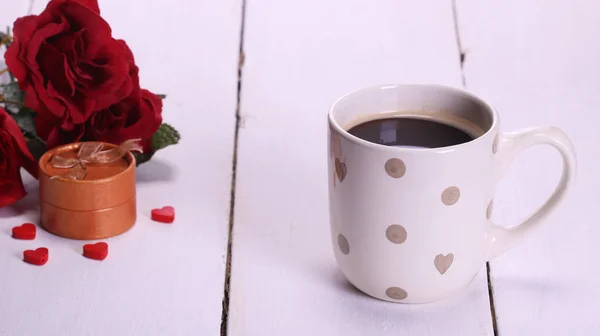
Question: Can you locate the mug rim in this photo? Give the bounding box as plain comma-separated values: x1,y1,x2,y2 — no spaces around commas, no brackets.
328,83,499,153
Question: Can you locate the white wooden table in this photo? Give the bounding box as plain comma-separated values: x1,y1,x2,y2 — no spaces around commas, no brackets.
1,1,597,335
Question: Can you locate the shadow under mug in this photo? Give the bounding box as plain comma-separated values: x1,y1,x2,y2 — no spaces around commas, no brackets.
327,84,576,303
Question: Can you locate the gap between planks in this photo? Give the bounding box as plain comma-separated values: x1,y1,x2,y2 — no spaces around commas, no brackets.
220,0,247,335
451,1,498,335
486,263,499,336
451,0,467,88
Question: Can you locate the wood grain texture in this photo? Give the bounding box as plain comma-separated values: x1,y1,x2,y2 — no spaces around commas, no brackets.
0,0,241,334
457,0,599,334
228,0,493,335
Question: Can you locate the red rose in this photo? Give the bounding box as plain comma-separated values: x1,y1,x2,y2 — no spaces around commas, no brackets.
31,35,140,149
35,113,86,148
0,108,38,208
5,0,137,134
86,89,163,152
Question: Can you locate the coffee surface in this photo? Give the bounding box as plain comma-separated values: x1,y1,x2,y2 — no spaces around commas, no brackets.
347,116,475,148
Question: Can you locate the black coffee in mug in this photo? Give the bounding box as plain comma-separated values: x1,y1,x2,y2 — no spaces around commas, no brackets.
347,116,477,148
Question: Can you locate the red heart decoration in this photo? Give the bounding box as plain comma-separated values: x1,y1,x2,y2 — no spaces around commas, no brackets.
12,223,36,240
23,247,49,266
83,242,109,261
151,206,175,223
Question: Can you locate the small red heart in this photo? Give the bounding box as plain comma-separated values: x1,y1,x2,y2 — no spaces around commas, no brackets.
83,242,109,261
23,247,49,266
12,223,36,240
151,206,175,223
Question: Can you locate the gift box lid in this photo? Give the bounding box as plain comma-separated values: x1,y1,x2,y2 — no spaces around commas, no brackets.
38,142,137,211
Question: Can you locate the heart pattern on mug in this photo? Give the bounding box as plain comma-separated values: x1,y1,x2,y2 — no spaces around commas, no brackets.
330,130,343,159
434,253,454,274
334,158,347,182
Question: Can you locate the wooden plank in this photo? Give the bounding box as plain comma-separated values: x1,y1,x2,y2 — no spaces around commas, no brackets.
0,1,29,24
228,1,494,335
0,0,241,334
456,0,599,334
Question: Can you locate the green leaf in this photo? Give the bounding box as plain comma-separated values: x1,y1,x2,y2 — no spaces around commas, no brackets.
26,137,47,161
12,107,37,136
1,82,22,98
151,123,180,151
157,94,167,99
7,71,15,83
0,82,24,112
133,151,155,166
11,107,46,160
132,123,180,166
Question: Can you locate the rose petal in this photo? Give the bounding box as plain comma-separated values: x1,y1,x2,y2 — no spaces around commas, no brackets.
5,16,38,88
26,17,70,74
38,43,75,96
116,39,135,63
0,111,37,178
62,56,77,96
53,32,79,64
0,108,37,193
74,63,93,83
29,78,66,119
57,1,112,58
117,89,163,142
43,119,86,149
46,81,89,124
74,29,86,57
24,86,44,113
0,178,27,208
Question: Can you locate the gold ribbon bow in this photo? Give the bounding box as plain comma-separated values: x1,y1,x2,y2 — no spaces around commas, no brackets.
50,139,143,180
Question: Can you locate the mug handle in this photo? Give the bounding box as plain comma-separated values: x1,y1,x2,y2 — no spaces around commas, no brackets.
486,126,577,260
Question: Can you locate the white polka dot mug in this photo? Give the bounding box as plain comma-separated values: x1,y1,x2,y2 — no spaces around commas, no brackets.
327,84,576,303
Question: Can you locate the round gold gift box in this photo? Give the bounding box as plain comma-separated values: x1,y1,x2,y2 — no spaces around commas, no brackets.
38,142,137,240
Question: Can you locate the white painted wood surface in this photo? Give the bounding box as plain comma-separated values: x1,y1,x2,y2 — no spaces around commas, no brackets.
227,1,494,335
1,0,596,335
0,1,241,335
457,0,600,335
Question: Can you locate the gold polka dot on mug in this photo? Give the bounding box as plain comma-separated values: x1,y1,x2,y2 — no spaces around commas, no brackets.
337,234,350,255
385,158,406,178
386,224,407,244
441,186,460,206
385,287,408,300
486,199,494,219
